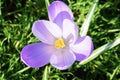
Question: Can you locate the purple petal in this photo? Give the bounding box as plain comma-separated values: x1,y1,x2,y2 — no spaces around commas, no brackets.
50,48,76,70
53,11,73,29
32,20,62,44
70,36,94,61
63,19,78,44
21,43,54,68
48,1,73,21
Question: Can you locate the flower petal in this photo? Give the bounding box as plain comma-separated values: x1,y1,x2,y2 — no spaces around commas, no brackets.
53,11,73,29
21,43,54,68
63,19,78,44
48,1,73,21
50,48,76,70
32,20,62,44
70,36,94,61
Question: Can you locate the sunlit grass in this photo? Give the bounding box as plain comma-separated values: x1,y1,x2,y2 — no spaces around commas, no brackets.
0,0,120,80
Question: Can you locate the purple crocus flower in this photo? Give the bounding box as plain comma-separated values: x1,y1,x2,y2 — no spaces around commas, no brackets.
21,1,94,70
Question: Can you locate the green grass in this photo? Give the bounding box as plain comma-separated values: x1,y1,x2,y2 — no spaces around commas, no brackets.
0,0,120,80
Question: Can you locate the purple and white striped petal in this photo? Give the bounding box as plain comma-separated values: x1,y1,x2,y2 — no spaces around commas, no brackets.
21,43,54,68
70,36,94,61
53,11,73,29
50,48,76,70
63,19,78,44
32,20,62,44
48,1,73,21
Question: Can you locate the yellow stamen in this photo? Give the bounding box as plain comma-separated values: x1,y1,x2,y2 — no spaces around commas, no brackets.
55,38,65,49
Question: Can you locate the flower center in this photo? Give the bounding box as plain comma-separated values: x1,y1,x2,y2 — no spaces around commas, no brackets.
55,38,65,49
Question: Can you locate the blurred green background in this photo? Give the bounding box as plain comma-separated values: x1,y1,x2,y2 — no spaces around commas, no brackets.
0,0,120,80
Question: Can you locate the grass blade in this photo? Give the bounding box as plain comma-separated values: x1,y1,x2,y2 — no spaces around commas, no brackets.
10,67,30,77
110,64,120,80
80,0,99,36
42,66,48,80
45,0,50,10
0,0,1,15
